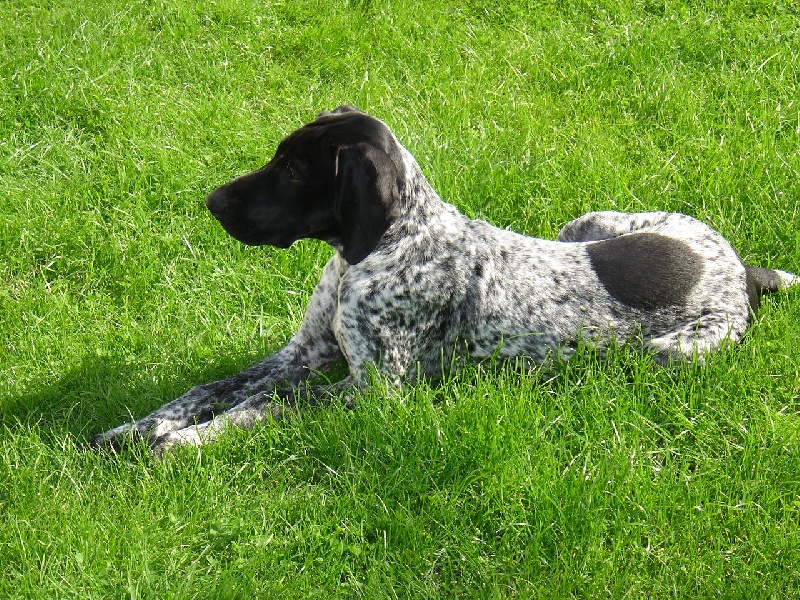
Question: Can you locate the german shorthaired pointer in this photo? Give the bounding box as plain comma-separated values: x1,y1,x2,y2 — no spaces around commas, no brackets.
92,105,797,453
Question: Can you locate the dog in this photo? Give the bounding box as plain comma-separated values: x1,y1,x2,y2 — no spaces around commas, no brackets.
92,105,797,453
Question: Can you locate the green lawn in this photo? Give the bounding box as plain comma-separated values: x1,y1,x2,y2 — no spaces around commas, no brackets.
2,0,800,597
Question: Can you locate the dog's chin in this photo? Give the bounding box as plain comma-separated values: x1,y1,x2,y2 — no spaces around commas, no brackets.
218,227,295,248
208,216,284,246
253,236,296,249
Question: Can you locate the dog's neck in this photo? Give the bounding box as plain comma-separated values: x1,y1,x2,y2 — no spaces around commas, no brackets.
394,145,455,220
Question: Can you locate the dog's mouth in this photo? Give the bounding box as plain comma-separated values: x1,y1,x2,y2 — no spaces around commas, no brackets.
210,218,289,248
213,221,344,252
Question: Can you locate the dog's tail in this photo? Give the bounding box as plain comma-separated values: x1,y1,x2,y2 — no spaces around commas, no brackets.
745,265,799,309
747,265,800,292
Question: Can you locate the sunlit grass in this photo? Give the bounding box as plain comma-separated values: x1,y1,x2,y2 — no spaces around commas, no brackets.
1,0,799,597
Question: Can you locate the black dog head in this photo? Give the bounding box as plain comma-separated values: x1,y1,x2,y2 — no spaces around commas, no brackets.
205,106,401,265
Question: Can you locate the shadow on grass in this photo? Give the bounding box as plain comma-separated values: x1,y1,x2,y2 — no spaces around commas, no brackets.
0,341,710,457
0,350,258,446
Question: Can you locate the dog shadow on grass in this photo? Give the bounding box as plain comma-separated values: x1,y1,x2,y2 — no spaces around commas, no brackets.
0,350,261,448
1,342,711,456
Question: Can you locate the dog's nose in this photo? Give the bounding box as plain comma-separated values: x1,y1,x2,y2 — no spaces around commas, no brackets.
205,189,229,217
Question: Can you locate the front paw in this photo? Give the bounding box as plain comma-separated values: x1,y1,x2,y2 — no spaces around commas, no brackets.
150,421,219,456
89,426,148,453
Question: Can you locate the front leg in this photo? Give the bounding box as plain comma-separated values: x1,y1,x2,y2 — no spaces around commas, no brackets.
91,255,346,451
90,342,335,449
151,377,361,453
140,255,439,454
151,304,409,453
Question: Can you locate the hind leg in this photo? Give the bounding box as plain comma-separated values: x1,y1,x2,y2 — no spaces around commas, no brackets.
557,211,678,242
644,312,747,364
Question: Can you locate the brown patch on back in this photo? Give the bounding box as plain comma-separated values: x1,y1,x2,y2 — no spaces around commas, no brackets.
587,233,704,310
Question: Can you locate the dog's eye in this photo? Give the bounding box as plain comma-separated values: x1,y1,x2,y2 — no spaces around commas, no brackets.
286,163,300,181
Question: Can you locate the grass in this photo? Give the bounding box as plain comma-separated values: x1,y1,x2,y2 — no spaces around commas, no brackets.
1,0,800,597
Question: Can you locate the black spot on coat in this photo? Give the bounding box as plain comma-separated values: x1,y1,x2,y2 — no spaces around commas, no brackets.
587,233,704,310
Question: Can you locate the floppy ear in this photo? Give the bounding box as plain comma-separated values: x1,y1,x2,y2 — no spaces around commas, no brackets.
334,142,398,265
